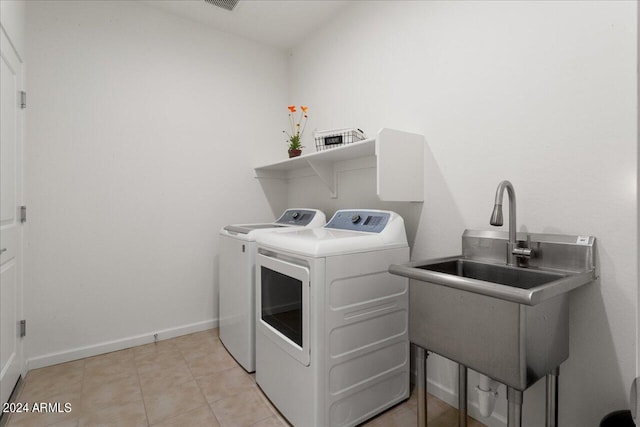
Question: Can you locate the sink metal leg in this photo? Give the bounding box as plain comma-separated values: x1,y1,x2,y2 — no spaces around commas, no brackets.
546,367,559,427
458,364,467,427
415,345,428,427
507,387,523,427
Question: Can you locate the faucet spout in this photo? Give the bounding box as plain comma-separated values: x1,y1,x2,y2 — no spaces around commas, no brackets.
490,180,517,266
489,204,504,226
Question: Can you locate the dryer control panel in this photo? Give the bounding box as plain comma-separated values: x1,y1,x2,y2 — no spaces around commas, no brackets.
275,209,319,226
325,210,391,233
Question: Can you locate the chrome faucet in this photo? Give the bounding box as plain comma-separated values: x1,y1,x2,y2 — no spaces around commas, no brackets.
490,180,532,266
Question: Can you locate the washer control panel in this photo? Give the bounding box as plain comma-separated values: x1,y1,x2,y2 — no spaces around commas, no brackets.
325,210,390,233
275,209,318,226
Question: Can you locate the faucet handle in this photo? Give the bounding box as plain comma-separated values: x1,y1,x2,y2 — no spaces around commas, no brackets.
512,234,534,259
512,247,533,259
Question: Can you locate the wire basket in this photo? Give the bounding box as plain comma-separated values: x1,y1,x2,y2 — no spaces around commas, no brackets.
314,128,366,152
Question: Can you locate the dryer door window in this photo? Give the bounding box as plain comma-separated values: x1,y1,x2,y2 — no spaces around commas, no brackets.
256,253,310,366
261,267,302,346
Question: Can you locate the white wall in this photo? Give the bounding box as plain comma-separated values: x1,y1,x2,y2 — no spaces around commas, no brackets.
24,0,288,368
287,1,638,426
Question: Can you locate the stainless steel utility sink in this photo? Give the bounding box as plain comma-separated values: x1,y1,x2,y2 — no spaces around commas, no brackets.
393,182,598,427
389,230,597,391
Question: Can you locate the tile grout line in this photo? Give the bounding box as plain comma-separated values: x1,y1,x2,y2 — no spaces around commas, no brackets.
185,333,231,427
175,336,225,426
132,346,152,427
76,358,87,425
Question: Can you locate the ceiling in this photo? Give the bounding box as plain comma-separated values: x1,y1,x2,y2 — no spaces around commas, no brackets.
139,0,353,51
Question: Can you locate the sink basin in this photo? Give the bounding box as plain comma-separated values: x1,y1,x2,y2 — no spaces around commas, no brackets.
419,258,563,289
389,230,596,391
393,256,594,306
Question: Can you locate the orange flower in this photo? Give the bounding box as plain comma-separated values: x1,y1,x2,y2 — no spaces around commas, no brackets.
284,105,309,151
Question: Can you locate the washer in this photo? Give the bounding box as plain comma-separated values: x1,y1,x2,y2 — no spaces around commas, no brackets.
255,209,410,427
219,208,326,373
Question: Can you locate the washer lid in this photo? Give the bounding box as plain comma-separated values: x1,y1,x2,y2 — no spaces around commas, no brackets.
221,208,326,240
224,223,288,234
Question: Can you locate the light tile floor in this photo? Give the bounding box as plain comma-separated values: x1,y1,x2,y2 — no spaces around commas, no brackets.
5,329,487,427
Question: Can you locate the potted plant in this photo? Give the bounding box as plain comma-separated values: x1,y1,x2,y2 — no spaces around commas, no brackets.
284,105,308,158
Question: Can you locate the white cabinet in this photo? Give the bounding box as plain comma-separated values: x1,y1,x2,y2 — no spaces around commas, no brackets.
254,128,424,201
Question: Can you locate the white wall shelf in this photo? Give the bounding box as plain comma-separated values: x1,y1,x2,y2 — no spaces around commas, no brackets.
254,128,424,201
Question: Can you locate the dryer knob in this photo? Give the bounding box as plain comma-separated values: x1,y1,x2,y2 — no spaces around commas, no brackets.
351,214,361,224
292,212,300,219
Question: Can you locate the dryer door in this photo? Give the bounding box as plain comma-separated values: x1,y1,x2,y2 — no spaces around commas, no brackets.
257,253,310,366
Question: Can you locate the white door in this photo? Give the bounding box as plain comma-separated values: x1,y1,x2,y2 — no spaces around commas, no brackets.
0,27,24,406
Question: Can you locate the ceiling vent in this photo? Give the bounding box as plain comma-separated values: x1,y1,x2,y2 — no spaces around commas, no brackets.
203,0,239,11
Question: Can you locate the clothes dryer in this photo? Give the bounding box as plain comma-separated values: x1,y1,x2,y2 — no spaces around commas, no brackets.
255,209,409,427
219,209,325,372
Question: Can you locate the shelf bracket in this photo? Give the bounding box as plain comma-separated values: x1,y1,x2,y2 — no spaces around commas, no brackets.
307,159,337,198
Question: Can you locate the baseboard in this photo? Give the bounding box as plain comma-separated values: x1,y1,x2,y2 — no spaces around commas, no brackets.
25,318,217,371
